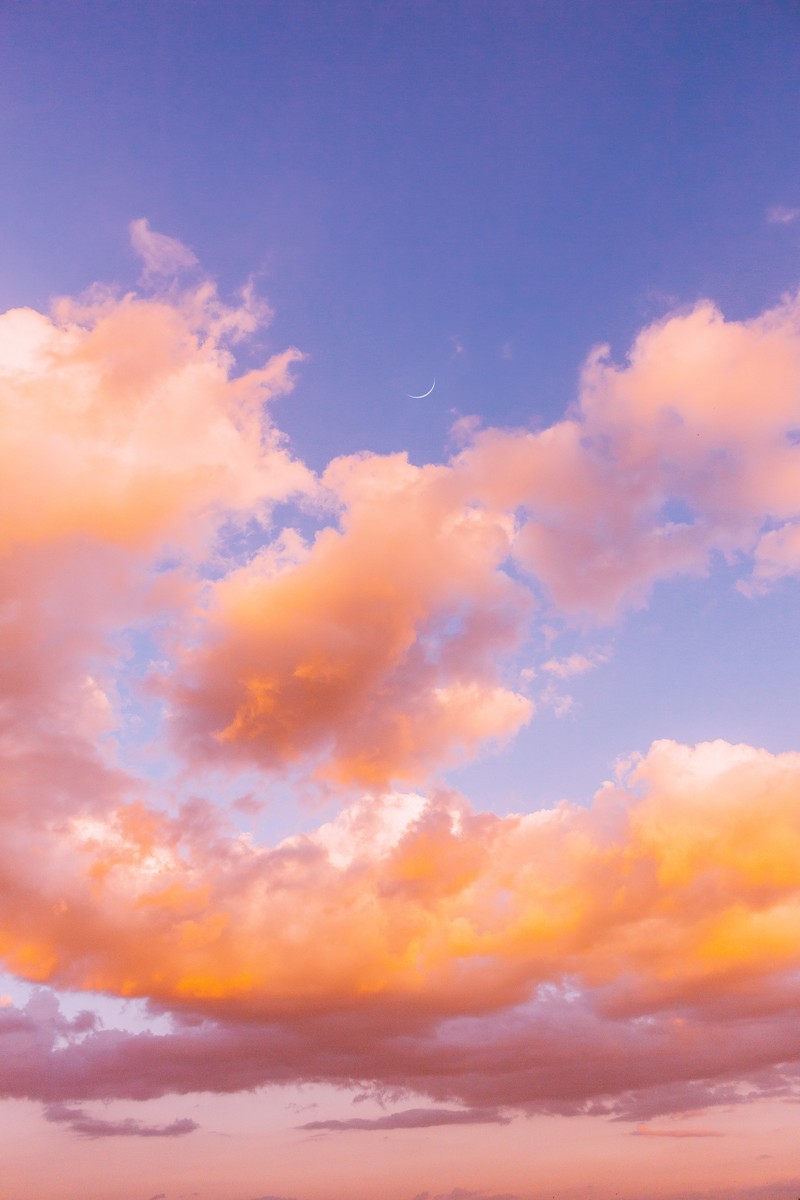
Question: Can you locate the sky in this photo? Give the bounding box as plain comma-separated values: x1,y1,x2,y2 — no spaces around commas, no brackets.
1,2,800,1198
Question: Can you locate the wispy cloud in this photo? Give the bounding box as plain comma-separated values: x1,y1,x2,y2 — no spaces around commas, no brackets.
44,1103,198,1140
632,1123,725,1138
766,205,800,225
412,1190,521,1200
541,650,609,679
129,217,199,278
248,1195,299,1200
674,1180,800,1200
300,1107,511,1132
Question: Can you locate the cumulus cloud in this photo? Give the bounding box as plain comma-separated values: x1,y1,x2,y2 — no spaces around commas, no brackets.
4,234,800,1132
164,452,533,785
154,287,800,782
7,254,800,797
2,742,800,1121
0,283,309,555
461,291,800,617
0,231,313,876
44,1102,198,1139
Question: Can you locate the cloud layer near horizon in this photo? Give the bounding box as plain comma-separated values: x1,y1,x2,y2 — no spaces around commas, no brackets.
2,227,800,1121
2,738,800,1120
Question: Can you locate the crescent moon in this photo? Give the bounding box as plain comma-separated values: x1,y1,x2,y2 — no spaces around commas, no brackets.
407,378,436,399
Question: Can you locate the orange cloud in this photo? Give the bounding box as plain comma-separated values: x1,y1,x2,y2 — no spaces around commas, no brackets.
3,738,800,1117
153,289,800,784
0,231,312,829
4,241,800,1122
165,452,533,785
2,739,800,1026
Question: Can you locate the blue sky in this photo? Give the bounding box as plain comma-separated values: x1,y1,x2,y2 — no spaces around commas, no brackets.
3,1,799,466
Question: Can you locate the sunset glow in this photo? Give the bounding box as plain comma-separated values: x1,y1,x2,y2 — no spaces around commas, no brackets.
2,5,800,1199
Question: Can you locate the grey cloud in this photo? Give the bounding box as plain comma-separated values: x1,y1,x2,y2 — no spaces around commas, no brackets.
44,1102,198,1139
300,1106,511,1132
248,1195,299,1200
412,1190,521,1200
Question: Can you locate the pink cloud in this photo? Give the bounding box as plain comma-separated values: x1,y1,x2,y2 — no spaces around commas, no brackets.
154,288,800,783
129,218,199,279
461,291,800,617
766,205,800,225
0,274,310,558
6,259,800,801
541,650,609,679
0,970,799,1122
5,242,800,1133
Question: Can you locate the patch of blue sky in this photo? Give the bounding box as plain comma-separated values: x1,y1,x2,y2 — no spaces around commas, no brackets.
448,559,800,815
0,970,173,1037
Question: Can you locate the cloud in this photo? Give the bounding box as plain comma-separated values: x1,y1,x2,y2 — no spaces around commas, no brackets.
129,218,199,278
541,649,609,678
413,1190,521,1200
766,205,800,226
0,231,313,856
165,452,533,785
5,238,800,1130
299,1106,511,1131
44,1102,198,1139
7,258,800,799
248,1195,298,1200
158,287,800,783
462,291,800,617
163,289,800,776
631,1124,725,1138
0,281,310,556
1,741,800,1121
672,1182,800,1200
